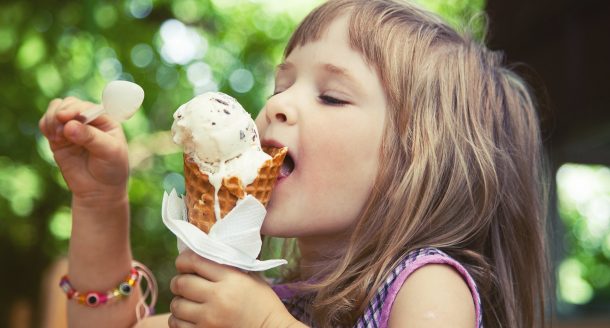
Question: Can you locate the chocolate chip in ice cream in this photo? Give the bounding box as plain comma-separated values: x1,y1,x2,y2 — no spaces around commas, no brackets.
214,97,229,106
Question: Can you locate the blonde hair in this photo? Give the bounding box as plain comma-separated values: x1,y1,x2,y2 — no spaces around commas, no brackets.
277,0,548,326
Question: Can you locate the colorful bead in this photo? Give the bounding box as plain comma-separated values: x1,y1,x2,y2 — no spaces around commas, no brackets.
85,292,100,306
119,282,132,296
59,267,140,308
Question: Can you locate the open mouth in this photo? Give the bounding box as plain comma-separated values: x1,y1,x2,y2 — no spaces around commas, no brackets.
279,153,295,179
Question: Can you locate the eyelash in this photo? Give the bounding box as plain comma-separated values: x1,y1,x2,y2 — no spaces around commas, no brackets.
318,94,349,106
269,91,349,106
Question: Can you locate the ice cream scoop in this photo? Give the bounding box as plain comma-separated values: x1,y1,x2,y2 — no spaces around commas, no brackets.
78,80,145,124
172,92,261,164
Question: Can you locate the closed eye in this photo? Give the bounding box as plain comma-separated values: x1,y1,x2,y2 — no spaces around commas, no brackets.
319,95,349,106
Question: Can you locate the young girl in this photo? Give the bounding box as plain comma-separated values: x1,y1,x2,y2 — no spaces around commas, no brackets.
39,0,548,327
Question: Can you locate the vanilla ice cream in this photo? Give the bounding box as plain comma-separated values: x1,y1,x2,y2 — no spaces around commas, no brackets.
171,92,272,223
172,92,262,162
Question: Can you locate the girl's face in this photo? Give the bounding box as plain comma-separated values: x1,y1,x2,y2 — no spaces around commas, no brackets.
256,15,387,238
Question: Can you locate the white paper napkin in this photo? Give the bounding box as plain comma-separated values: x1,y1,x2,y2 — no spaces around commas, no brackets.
161,189,287,271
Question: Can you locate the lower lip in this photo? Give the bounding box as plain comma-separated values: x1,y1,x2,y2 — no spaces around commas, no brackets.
275,175,287,186
275,170,292,187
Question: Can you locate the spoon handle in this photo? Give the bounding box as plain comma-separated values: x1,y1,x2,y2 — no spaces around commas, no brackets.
77,105,105,124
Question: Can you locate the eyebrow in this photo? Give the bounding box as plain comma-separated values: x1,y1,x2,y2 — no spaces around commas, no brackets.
321,63,365,94
322,63,351,79
276,62,293,72
275,62,365,94
277,62,354,78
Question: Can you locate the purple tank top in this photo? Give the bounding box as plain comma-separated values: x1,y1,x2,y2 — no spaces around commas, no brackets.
272,247,483,327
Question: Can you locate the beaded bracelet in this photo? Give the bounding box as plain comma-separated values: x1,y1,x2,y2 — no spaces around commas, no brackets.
59,268,140,307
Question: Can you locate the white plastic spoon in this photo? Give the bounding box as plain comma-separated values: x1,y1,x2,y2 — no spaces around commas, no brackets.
78,80,145,124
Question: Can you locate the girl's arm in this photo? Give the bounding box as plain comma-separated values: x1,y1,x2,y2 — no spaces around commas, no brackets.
388,264,475,327
40,98,140,327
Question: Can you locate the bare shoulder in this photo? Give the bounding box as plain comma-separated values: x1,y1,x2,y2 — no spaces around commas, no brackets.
388,264,475,328
133,313,170,328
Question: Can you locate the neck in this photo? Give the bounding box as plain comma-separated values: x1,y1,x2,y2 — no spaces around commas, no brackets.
297,232,350,281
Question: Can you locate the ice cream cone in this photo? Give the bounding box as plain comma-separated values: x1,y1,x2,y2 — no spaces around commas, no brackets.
183,146,288,233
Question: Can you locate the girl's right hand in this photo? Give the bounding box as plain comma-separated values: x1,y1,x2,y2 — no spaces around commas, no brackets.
39,97,129,204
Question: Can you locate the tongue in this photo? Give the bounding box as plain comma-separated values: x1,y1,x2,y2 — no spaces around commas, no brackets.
280,154,295,178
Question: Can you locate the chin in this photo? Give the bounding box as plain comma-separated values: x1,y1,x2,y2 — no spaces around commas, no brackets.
261,214,300,237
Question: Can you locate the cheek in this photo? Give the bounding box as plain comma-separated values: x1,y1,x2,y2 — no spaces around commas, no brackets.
305,115,381,191
304,149,377,216
295,127,380,231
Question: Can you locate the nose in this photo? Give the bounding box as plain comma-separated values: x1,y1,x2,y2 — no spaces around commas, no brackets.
264,92,297,125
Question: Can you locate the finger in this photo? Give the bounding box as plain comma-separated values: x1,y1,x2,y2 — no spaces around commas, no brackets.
57,100,115,130
170,297,203,324
170,274,212,302
39,98,63,137
50,96,81,132
57,96,80,107
41,98,66,141
55,98,117,132
175,249,237,281
168,314,196,328
61,120,124,158
56,100,96,124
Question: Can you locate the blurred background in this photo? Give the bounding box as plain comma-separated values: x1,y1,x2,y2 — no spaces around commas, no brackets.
0,0,608,327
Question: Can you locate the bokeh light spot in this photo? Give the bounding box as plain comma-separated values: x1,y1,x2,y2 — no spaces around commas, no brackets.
128,0,153,19
94,4,118,29
131,43,154,68
49,207,72,240
17,35,46,69
36,64,63,97
0,164,42,217
159,19,207,65
558,258,594,305
186,61,212,87
98,57,123,81
172,0,203,23
229,68,254,93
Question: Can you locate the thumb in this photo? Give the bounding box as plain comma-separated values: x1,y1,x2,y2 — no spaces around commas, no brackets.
63,120,124,159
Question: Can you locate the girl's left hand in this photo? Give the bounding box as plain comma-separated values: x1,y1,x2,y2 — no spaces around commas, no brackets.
169,249,298,328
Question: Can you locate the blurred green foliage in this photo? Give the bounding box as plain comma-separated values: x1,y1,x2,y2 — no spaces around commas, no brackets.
556,164,610,315
0,0,487,326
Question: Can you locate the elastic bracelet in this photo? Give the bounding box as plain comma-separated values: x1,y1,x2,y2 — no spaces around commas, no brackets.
59,267,139,307
133,261,158,321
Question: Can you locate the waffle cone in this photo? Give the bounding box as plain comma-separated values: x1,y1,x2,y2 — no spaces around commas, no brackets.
183,146,288,233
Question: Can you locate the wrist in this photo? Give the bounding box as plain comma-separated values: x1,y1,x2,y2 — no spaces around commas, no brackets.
262,308,305,328
72,189,129,210
71,190,130,230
